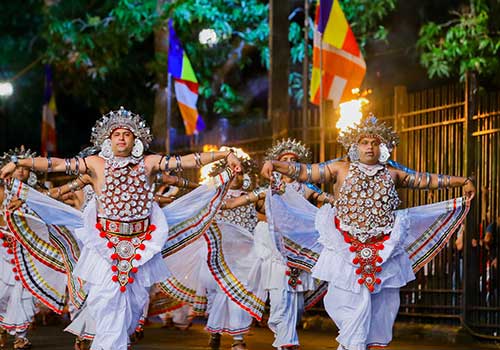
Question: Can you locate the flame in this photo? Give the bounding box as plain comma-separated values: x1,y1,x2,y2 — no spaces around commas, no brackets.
199,146,250,184
336,97,369,133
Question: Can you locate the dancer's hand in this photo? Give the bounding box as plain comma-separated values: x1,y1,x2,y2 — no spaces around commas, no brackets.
0,162,16,180
226,152,242,173
463,180,476,201
7,196,23,211
261,161,274,179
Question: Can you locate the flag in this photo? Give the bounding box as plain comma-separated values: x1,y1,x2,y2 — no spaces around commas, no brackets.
309,0,366,106
168,19,205,135
41,65,57,156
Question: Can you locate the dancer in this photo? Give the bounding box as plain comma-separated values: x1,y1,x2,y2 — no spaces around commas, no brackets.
224,139,332,350
261,117,475,350
0,146,66,350
0,107,241,350
203,152,259,350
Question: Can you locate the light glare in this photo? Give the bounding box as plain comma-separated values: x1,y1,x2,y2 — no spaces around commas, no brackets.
0,82,13,97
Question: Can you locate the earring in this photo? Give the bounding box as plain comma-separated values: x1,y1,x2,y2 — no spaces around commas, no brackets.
100,139,113,159
348,144,360,162
132,139,144,158
379,143,390,164
27,172,37,187
242,174,251,190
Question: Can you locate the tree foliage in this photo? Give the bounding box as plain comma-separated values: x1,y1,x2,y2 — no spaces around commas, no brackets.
0,0,398,152
417,0,500,80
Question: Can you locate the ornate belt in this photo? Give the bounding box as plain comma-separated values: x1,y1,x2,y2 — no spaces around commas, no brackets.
335,217,389,293
286,265,302,289
96,217,156,292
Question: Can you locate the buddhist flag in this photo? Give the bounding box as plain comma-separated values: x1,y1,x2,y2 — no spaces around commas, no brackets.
168,19,205,135
309,0,366,106
41,65,57,156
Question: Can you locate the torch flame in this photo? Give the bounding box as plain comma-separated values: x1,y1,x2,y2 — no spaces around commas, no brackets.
337,97,370,134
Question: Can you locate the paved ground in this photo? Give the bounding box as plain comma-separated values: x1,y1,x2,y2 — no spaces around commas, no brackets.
5,322,498,350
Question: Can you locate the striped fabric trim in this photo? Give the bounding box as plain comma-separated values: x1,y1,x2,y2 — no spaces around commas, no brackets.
48,225,87,309
304,281,328,310
147,296,184,317
407,198,469,273
65,327,95,341
283,236,319,272
204,223,265,321
158,277,198,304
0,316,31,333
13,242,66,314
205,325,251,335
157,278,208,315
162,184,229,257
367,344,389,349
6,211,65,272
192,295,208,315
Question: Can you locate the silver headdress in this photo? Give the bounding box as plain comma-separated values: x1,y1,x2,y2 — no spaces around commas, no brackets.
337,116,399,152
0,146,38,186
265,138,311,163
90,106,153,149
0,145,37,167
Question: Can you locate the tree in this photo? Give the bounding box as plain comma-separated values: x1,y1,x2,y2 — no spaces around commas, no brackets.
1,0,399,153
417,0,500,81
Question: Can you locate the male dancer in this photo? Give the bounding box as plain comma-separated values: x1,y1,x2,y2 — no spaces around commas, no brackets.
0,107,241,350
261,117,475,349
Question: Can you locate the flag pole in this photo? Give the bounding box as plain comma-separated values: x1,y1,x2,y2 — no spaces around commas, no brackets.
319,32,325,163
166,72,172,154
302,0,309,144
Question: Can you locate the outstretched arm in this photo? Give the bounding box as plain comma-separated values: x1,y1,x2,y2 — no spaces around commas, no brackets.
160,174,199,189
48,174,92,200
222,187,267,210
261,159,339,184
0,156,92,180
148,150,241,175
395,168,476,199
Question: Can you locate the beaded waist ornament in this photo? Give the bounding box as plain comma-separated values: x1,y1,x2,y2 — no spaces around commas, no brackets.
335,217,389,293
95,217,156,292
0,231,20,282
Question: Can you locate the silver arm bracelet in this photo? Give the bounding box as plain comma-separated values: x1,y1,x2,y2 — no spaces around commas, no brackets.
306,164,313,183
175,155,182,172
407,173,415,188
73,157,80,175
318,163,326,183
194,153,202,168
290,162,301,180
437,174,444,189
47,157,52,173
414,172,423,188
425,172,431,189
65,158,71,175
164,155,172,171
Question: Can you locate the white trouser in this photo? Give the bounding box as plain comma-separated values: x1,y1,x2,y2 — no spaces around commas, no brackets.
268,289,304,348
324,284,400,350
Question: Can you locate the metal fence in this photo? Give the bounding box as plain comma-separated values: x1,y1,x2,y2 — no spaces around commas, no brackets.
171,82,500,339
